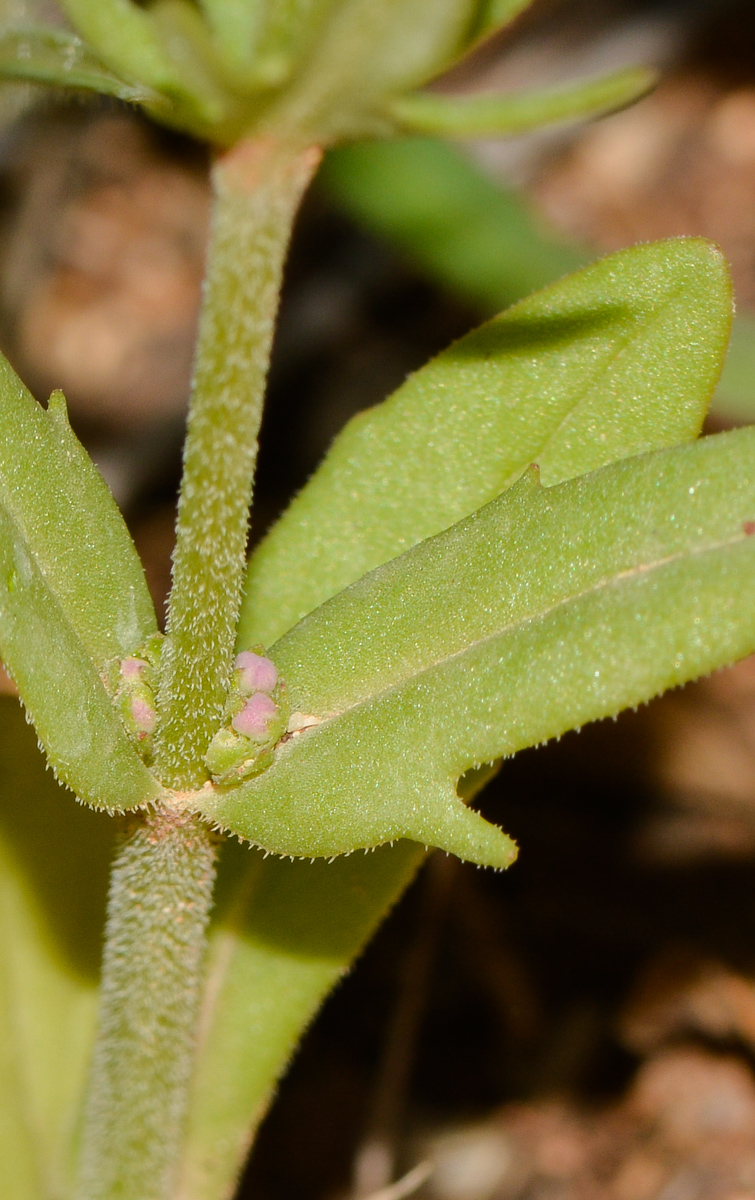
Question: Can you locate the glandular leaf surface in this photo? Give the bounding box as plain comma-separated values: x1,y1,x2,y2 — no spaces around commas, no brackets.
240,238,731,647
202,428,755,865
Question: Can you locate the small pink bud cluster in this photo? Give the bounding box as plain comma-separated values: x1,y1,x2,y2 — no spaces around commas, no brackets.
103,635,163,765
232,691,278,739
235,650,278,695
119,657,157,736
231,651,280,742
205,647,288,782
130,692,156,735
121,656,148,681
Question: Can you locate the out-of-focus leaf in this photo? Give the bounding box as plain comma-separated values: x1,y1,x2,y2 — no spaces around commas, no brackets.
148,0,240,121
473,0,534,37
245,0,341,85
0,697,113,1198
325,138,755,428
196,0,265,77
275,0,481,141
57,0,183,94
240,238,731,648
320,138,586,311
0,26,155,100
712,312,755,424
208,429,755,863
389,66,655,137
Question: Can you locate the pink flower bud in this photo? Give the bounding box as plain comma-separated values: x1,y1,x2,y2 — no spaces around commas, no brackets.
130,694,156,734
234,651,278,695
232,692,278,740
121,657,148,679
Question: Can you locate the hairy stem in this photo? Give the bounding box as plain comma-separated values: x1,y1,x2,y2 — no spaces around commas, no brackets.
76,138,320,1199
155,137,321,790
74,810,217,1200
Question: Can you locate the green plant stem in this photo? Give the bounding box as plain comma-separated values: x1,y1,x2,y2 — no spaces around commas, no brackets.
76,137,320,1200
155,136,321,791
74,810,217,1200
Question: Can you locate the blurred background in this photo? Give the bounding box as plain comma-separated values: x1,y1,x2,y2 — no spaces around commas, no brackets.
7,1,755,1198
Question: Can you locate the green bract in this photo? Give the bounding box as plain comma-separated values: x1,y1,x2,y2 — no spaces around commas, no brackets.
0,0,653,144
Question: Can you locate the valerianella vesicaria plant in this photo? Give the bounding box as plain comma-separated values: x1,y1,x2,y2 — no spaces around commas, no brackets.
0,4,750,1200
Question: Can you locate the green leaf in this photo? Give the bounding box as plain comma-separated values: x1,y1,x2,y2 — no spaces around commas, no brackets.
0,498,162,810
0,26,156,100
178,838,423,1200
473,0,534,37
712,311,755,424
57,0,183,92
275,0,482,141
320,137,586,311
204,427,755,865
0,697,113,1198
240,238,732,648
0,366,161,809
389,66,656,137
147,0,241,125
180,756,495,1200
243,0,342,86
188,237,731,1196
178,765,494,1200
0,380,156,668
196,0,265,78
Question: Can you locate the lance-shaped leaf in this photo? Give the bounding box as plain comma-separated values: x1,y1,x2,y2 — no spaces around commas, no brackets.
240,238,731,647
0,376,156,668
200,427,755,865
0,364,160,809
57,0,186,97
196,0,265,79
193,0,345,91
0,501,162,810
147,0,243,120
0,699,112,1199
0,26,156,101
389,66,655,138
